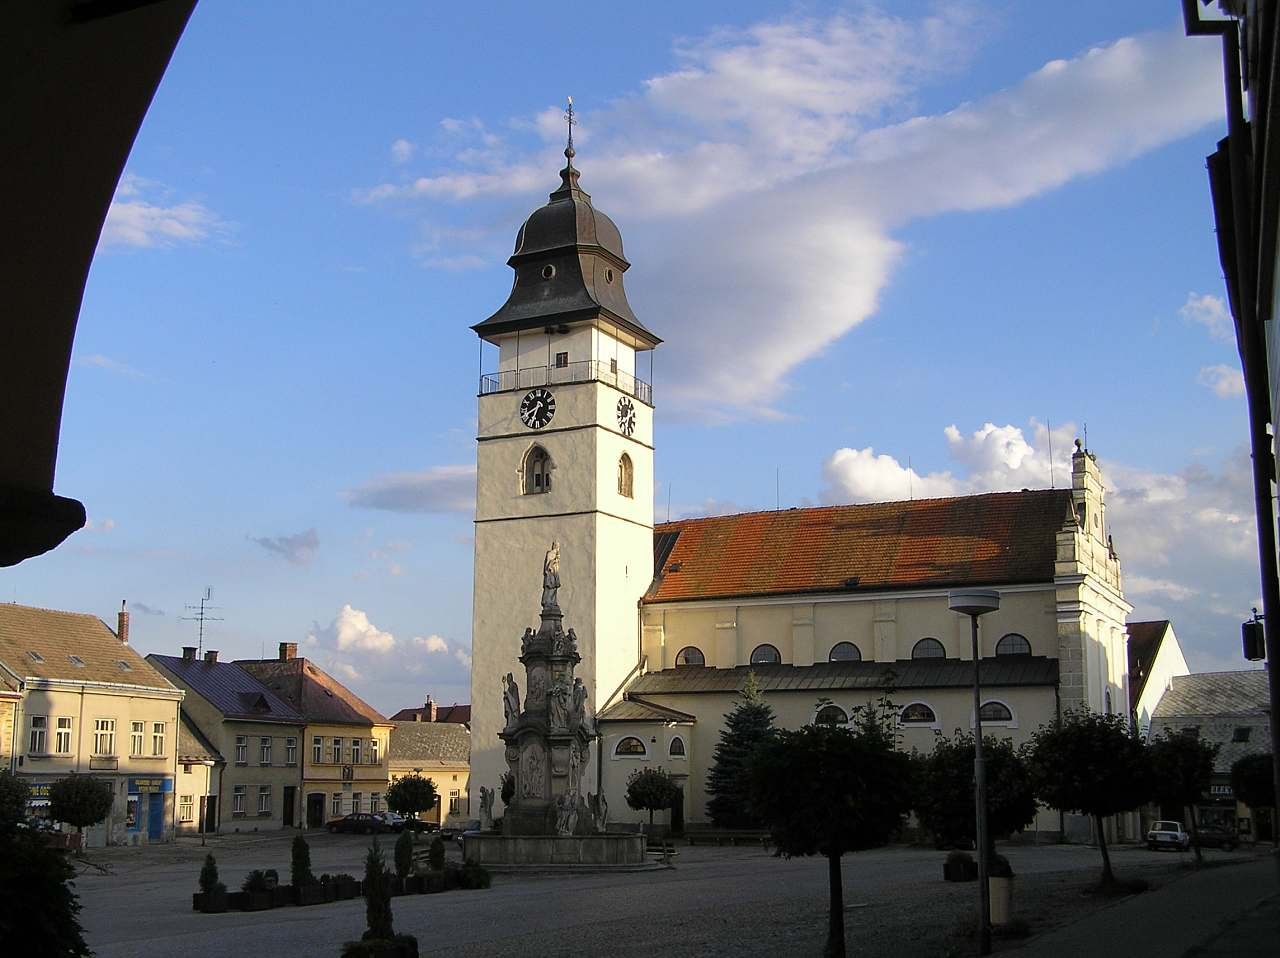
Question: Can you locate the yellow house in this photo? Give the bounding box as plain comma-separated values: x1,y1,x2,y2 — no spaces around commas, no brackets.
0,603,183,846
388,720,471,827
238,644,393,828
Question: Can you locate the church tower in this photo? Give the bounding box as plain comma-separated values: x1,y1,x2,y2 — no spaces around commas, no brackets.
469,111,660,808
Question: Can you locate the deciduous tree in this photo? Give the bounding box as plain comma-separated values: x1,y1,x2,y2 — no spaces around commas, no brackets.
1231,753,1275,845
624,766,680,830
48,775,113,835
707,673,775,827
385,775,437,823
913,732,1037,851
1025,710,1148,884
746,703,913,958
1148,730,1218,864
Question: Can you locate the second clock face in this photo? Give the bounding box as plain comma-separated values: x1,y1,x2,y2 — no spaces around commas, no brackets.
616,396,636,436
519,388,556,429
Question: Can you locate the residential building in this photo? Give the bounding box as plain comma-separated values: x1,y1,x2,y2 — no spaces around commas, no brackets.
1127,620,1191,735
0,602,183,845
466,150,1134,842
175,712,222,835
1150,669,1274,843
148,647,305,832
387,720,471,827
237,643,393,828
389,694,471,726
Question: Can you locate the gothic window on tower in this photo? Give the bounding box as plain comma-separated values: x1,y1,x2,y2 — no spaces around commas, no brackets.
618,453,634,498
522,445,554,494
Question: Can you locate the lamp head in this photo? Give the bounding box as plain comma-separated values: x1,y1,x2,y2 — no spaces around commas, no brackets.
948,589,1000,617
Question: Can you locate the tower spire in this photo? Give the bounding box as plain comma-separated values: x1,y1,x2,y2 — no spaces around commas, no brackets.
556,95,581,194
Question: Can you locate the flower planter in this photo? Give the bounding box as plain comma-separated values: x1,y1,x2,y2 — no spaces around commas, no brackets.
271,885,295,908
385,876,405,897
943,861,978,882
335,880,360,900
242,891,274,911
402,875,425,895
296,883,328,906
323,883,338,903
193,890,228,913
989,876,1013,925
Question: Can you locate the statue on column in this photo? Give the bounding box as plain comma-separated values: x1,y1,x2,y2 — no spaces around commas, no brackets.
548,678,570,729
478,786,495,831
541,541,561,611
501,672,521,730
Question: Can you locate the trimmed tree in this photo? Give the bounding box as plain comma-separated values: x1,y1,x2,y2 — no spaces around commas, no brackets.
707,672,775,827
746,706,914,958
1025,710,1149,884
291,834,315,886
394,828,414,881
385,775,438,824
0,770,30,834
1148,730,1218,864
49,775,113,836
1230,753,1276,844
625,766,680,832
913,731,1038,851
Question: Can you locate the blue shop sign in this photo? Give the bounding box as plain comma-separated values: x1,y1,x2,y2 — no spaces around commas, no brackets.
128,776,173,794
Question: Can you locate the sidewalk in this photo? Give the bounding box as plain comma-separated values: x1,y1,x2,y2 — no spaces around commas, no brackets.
1005,855,1280,958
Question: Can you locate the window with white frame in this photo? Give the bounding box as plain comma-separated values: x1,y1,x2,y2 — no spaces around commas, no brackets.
179,795,194,822
232,784,247,814
900,702,937,724
332,737,342,764
449,790,461,815
352,738,362,765
313,736,322,764
258,785,271,815
352,792,362,813
93,719,115,755
152,722,165,756
28,715,47,753
235,735,248,765
130,721,145,756
668,736,686,758
370,737,379,765
978,701,1014,723
370,792,381,813
55,717,73,754
331,792,342,816
260,737,272,765
522,445,554,494
614,736,647,757
815,704,848,726
286,737,297,765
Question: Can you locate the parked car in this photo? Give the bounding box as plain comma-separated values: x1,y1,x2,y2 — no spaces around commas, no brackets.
1193,823,1238,850
375,811,407,832
440,819,482,846
327,812,393,835
402,816,439,834
1146,820,1191,850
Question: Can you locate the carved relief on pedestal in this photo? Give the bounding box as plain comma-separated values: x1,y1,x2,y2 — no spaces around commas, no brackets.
548,678,570,729
526,665,548,712
520,741,546,799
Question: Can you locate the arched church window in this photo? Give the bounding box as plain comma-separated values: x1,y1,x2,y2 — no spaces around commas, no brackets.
978,701,1013,723
522,445,554,495
750,644,781,665
668,737,686,758
614,736,647,757
912,638,946,659
829,642,861,662
815,704,848,726
618,453,634,498
674,646,704,668
900,702,937,724
995,633,1031,657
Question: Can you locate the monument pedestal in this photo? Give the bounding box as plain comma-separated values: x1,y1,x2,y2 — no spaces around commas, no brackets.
463,833,645,867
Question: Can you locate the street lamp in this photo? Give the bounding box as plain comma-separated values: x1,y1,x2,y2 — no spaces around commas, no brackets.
949,588,1000,957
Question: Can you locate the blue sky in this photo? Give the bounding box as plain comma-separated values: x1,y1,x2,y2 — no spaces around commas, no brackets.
4,2,1257,712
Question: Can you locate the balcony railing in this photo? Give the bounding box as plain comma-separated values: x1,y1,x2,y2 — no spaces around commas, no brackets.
480,359,653,405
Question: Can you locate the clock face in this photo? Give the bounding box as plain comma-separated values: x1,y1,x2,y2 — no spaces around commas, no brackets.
616,396,636,436
519,388,556,429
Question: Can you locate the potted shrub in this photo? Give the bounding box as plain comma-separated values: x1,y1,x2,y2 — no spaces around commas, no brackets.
332,872,360,900
193,853,228,913
263,868,292,907
319,874,339,903
460,861,491,890
989,854,1015,925
943,850,977,882
292,834,325,905
340,838,419,958
240,869,274,911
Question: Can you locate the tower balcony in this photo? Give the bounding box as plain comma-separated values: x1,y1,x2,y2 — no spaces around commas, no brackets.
479,359,653,406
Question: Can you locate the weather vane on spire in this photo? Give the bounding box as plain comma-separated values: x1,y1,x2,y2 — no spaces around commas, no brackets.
564,95,576,158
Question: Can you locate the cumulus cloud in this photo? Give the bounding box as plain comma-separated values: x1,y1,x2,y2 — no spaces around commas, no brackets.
101,174,229,249
453,647,472,670
1180,292,1234,343
359,14,1221,416
1197,363,1245,397
390,138,415,164
413,634,449,653
345,464,475,513
310,604,398,653
249,527,319,566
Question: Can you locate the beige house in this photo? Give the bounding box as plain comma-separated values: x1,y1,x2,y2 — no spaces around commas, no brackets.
148,647,306,832
388,720,471,826
1127,620,1191,735
0,603,183,846
238,644,393,828
174,712,223,835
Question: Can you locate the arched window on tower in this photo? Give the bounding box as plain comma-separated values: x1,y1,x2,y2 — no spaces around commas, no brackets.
522,445,554,495
618,453,634,498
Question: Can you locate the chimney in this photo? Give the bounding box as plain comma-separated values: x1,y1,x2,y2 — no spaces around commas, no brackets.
182,646,197,662
117,600,130,645
426,695,438,723
204,650,218,665
279,642,297,661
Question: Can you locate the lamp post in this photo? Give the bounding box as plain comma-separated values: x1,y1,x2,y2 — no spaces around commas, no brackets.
949,588,1000,956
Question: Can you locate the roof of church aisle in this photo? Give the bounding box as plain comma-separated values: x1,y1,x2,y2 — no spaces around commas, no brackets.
647,489,1076,603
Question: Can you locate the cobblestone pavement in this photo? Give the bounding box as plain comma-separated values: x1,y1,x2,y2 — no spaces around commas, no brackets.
75,835,1274,958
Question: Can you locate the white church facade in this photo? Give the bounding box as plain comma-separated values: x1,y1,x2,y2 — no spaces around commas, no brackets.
468,137,1134,839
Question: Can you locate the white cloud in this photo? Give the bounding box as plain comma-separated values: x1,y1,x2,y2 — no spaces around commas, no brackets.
390,138,415,164
1125,575,1196,602
345,464,475,513
1181,292,1234,343
249,527,319,566
453,647,472,670
413,634,449,654
1197,363,1245,397
101,173,229,249
360,18,1221,417
310,604,397,653
74,354,145,378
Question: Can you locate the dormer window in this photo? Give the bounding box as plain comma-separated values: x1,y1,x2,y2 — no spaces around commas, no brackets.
618,453,634,498
522,445,554,495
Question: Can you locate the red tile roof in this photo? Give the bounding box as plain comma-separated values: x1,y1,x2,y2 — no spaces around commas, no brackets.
647,490,1073,603
235,657,387,727
389,703,471,724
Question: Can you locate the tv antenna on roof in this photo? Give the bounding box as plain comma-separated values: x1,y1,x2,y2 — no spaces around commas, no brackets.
180,587,222,657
